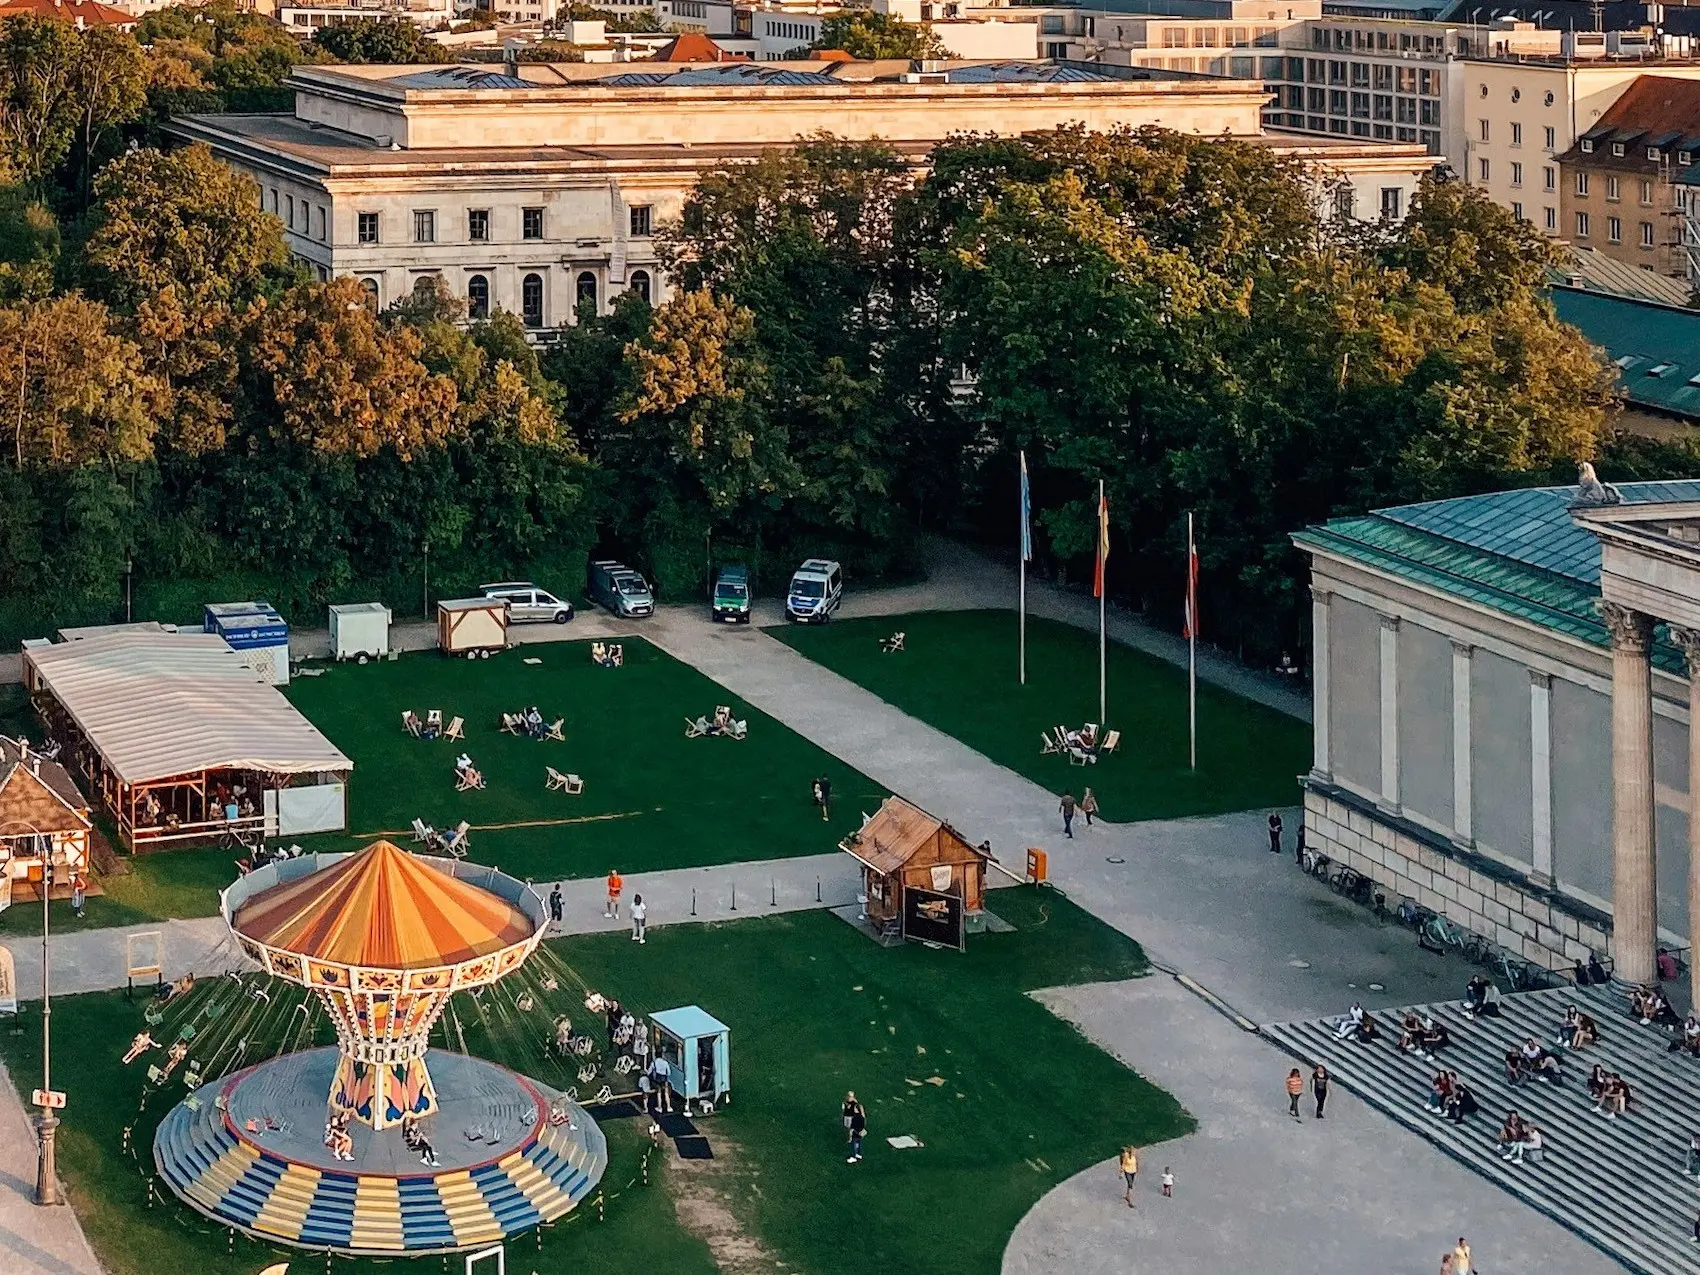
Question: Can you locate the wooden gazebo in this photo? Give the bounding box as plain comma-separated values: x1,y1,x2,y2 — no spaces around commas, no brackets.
839,796,989,934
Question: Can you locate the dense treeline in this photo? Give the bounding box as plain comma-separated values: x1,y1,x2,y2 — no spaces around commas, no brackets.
0,4,1671,656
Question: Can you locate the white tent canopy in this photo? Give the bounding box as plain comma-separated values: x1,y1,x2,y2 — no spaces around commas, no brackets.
24,631,352,786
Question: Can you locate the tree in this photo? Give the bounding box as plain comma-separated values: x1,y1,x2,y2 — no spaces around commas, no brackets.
0,16,81,190
246,277,459,461
1379,175,1561,314
311,17,444,65
0,295,163,469
811,11,949,59
69,26,147,204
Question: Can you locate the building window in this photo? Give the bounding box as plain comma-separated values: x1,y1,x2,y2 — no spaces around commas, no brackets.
1511,87,1521,102
359,278,379,312
1640,179,1654,205
358,212,380,244
1380,186,1403,219
1545,206,1556,231
1607,215,1621,243
1576,211,1590,238
629,269,651,303
1480,119,1490,142
285,194,294,229
522,273,544,328
1682,150,1694,166
1478,157,1490,182
522,207,544,240
1335,186,1355,218
1511,162,1523,187
629,205,652,238
1649,146,1662,161
1544,91,1554,106
1511,122,1522,147
269,188,278,214
1606,175,1620,201
1543,166,1555,192
1581,139,1594,153
1575,172,1589,196
467,274,489,321
1611,142,1625,157
1641,220,1655,248
1544,126,1556,150
413,210,436,243
576,270,598,310
1512,201,1524,220
468,209,489,242
315,206,326,242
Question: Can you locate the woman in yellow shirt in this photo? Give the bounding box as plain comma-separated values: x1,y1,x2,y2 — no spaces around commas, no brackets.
1119,1146,1138,1207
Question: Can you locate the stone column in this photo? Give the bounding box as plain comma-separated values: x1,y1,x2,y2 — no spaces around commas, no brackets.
1605,601,1658,984
1312,589,1332,779
1379,614,1400,812
1452,641,1473,844
1530,671,1553,882
1672,626,1700,1008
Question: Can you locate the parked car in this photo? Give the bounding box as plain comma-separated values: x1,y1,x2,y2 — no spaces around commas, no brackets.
785,558,842,623
480,581,574,624
711,564,752,624
588,560,656,618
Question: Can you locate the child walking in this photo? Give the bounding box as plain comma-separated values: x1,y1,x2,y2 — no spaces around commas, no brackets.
1160,1167,1174,1198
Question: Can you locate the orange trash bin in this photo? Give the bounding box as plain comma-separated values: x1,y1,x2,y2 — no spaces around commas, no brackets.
1026,848,1048,884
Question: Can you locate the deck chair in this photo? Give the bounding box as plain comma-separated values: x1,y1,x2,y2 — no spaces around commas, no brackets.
444,716,466,742
1040,731,1060,755
499,712,523,735
544,718,565,742
685,716,708,738
1099,729,1120,757
439,820,470,858
455,768,485,792
426,709,443,736
402,711,422,738
730,719,748,740
546,767,571,792
410,817,435,844
880,631,906,653
1068,746,1095,767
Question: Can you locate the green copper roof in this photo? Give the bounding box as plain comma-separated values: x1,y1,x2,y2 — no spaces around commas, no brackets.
1294,482,1700,672
1550,286,1700,421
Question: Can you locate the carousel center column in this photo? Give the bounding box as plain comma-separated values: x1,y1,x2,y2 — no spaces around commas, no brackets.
1604,601,1658,985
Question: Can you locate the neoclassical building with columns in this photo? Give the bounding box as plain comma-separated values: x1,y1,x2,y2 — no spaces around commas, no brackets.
1295,479,1700,994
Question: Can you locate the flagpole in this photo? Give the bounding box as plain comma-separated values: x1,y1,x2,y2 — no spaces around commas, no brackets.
1188,511,1197,771
1098,478,1107,725
1019,453,1028,686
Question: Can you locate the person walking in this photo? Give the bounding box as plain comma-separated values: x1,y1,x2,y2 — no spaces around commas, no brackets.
1267,811,1284,854
1081,788,1099,828
70,872,86,920
605,869,623,919
548,884,564,928
847,1101,866,1163
631,893,647,943
1060,791,1076,839
1311,1063,1330,1119
1119,1145,1138,1206
1450,1237,1472,1275
1285,1067,1304,1120
816,776,832,822
842,1091,862,1145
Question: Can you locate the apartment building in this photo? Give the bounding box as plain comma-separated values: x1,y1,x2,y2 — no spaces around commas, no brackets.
1556,75,1700,279
167,58,1428,333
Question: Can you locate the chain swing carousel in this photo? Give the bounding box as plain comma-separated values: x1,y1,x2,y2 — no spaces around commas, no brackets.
151,839,607,1256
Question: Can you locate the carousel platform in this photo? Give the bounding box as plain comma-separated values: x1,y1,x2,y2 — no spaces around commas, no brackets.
152,1048,607,1255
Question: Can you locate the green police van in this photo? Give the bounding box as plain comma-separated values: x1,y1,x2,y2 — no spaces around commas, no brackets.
711,564,752,623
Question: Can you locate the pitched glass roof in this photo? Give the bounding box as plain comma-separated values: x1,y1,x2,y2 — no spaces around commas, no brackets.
390,68,534,91
1294,481,1700,666
1550,286,1700,420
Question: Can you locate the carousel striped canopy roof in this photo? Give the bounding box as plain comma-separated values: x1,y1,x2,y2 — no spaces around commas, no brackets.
232,839,533,969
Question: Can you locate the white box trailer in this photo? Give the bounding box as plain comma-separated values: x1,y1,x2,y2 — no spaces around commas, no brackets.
329,602,392,661
437,598,507,657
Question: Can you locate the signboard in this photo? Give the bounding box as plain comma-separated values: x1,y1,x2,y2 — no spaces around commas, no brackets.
32,1089,65,1109
901,887,964,952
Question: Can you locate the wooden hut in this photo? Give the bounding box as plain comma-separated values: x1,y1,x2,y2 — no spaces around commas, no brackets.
0,735,92,908
839,796,989,941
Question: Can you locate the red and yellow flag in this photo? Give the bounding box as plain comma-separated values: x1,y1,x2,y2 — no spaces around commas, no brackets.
1092,487,1109,599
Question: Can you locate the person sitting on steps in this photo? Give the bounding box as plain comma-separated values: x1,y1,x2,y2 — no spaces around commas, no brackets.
1495,1111,1526,1155
1674,1014,1700,1058
1398,1012,1425,1056
1505,1048,1532,1088
1332,1002,1366,1041
1444,1080,1479,1125
1594,1072,1631,1119
1424,1071,1453,1114
1463,975,1503,1020
1418,1016,1451,1060
1505,1123,1543,1164
1533,1051,1564,1086
1586,1064,1608,1106
1351,1013,1381,1045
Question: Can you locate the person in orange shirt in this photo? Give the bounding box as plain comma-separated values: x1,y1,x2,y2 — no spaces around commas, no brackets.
605,869,623,920
1285,1067,1304,1120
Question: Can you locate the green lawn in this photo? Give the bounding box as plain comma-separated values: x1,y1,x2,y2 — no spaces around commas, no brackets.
3,639,884,930
0,889,1188,1275
773,609,1311,820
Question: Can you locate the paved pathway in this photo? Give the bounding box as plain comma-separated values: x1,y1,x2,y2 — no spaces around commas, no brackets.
1006,979,1619,1275
0,1062,102,1275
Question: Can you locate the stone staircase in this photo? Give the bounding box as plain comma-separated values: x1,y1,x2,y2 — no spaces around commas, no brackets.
1262,984,1700,1275
152,1076,607,1255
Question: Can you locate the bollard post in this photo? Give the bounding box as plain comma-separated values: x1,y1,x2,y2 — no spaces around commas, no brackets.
691,889,696,917
770,879,776,907
731,883,737,911
816,878,822,903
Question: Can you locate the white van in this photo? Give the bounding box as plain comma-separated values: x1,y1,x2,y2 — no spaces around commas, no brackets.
786,559,842,623
480,581,575,624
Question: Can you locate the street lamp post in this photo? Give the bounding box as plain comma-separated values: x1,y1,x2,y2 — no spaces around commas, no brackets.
2,815,62,1207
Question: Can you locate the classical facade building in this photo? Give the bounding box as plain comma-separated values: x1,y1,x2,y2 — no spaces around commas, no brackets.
1296,480,1700,997
168,58,1432,332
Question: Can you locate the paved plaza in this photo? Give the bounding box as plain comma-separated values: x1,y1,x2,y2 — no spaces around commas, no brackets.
0,548,1644,1274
